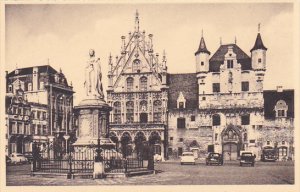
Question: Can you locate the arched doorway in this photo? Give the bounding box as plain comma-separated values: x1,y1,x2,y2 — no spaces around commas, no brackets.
120,132,132,157
222,125,241,161
134,132,147,159
149,131,161,155
189,140,200,159
109,132,119,151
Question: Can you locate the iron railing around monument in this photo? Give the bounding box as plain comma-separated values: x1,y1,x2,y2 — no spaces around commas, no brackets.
31,145,154,177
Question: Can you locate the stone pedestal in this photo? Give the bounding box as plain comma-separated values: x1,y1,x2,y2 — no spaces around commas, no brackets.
93,162,104,179
73,97,114,159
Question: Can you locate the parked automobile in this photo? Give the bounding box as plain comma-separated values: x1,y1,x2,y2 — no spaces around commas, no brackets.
9,153,28,164
180,152,196,165
6,155,12,165
240,152,256,167
24,152,34,163
261,148,277,162
206,153,223,166
154,154,162,162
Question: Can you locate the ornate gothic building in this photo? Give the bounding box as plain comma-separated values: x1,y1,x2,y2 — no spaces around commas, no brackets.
107,12,168,159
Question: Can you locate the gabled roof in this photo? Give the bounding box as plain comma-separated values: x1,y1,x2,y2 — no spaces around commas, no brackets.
167,73,198,109
195,37,210,55
209,44,252,72
263,89,294,119
7,65,58,78
250,33,267,52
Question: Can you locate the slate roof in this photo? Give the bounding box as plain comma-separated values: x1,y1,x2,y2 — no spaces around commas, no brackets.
195,37,210,55
250,33,267,52
7,65,58,78
167,73,198,109
209,44,252,72
263,89,294,119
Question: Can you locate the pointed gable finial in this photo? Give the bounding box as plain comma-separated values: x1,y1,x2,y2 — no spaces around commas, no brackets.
201,29,203,38
135,10,139,32
15,63,18,69
258,23,261,33
235,36,237,44
220,37,222,45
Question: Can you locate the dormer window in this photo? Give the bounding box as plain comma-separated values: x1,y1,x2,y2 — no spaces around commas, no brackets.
177,92,186,109
227,60,233,68
275,100,288,118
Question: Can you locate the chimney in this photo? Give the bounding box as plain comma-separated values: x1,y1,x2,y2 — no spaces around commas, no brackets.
276,86,283,92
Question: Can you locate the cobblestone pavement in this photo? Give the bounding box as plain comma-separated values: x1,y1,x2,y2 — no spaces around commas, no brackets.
5,160,294,186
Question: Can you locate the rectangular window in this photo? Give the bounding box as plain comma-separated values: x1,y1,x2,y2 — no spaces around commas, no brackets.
191,115,195,121
178,147,183,156
177,118,186,129
249,139,255,144
212,83,220,93
241,81,249,91
168,148,173,155
227,60,233,68
170,137,173,141
201,61,204,66
37,111,41,120
202,97,206,101
215,133,218,141
179,138,184,142
241,115,250,125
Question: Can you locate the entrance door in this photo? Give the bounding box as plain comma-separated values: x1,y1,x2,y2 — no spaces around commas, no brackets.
223,143,238,160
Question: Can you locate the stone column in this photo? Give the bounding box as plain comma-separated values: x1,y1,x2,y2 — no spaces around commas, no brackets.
48,136,55,159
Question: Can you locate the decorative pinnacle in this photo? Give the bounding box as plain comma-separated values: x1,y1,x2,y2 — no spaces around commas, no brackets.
258,23,261,33
201,29,203,38
135,10,139,32
220,37,222,45
235,36,237,44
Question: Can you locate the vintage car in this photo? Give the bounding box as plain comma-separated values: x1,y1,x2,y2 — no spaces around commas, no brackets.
9,153,28,164
154,154,162,162
180,152,196,165
206,153,223,166
261,148,277,162
240,152,256,167
6,155,12,165
24,152,34,163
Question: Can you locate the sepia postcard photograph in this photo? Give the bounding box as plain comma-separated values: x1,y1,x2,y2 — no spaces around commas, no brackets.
0,1,299,192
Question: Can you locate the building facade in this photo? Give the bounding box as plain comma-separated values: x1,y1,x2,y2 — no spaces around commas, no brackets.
167,30,294,160
107,12,168,159
5,65,74,158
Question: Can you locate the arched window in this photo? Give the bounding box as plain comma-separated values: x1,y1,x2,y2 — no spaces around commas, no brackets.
132,59,140,72
113,102,121,123
212,114,221,126
139,100,147,112
153,100,162,123
126,77,134,91
140,76,147,91
126,101,134,123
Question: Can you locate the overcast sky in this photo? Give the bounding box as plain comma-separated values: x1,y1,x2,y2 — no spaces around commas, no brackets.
5,3,294,105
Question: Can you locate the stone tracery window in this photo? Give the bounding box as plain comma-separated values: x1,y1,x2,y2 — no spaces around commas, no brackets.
132,59,140,72
126,101,134,123
153,100,162,123
139,76,147,91
113,101,121,123
126,77,134,91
